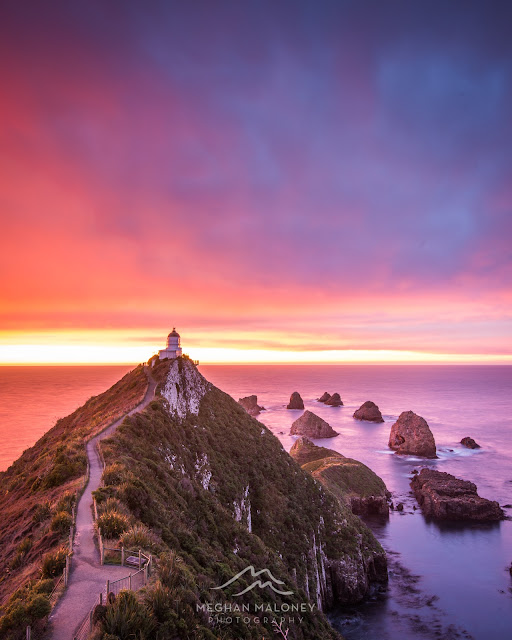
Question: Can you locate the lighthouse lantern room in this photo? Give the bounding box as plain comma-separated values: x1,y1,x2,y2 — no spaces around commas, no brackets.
158,327,183,360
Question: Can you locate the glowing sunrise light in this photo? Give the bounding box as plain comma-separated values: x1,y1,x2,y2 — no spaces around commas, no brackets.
1,342,511,366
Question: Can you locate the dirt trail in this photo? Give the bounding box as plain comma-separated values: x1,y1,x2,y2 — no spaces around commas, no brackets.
49,368,157,640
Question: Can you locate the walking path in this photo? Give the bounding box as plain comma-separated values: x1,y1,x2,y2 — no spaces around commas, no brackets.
49,368,157,640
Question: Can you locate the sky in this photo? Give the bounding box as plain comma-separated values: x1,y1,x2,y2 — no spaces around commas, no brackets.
0,0,511,364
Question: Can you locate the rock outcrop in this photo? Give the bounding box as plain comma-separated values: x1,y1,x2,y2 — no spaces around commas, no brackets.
326,392,343,406
238,394,264,416
388,411,437,458
290,437,389,516
411,469,504,521
460,436,480,449
290,436,344,465
317,392,331,403
353,401,384,423
290,410,338,438
287,391,304,410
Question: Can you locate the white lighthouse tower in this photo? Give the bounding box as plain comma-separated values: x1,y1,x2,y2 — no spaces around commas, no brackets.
158,327,183,360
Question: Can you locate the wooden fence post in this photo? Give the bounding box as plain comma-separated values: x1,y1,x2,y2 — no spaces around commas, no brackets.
26,625,31,640
138,549,141,569
99,528,104,565
106,579,110,595
121,546,125,566
64,555,70,586
144,563,148,584
129,573,132,590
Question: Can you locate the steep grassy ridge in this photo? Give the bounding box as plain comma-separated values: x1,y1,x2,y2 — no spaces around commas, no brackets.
0,365,147,638
92,359,386,639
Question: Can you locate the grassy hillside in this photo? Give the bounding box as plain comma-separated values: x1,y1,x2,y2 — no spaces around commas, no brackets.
0,365,147,638
90,359,386,639
290,437,389,517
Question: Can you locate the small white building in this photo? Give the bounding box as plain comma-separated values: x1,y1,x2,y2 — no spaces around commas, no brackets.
158,327,183,360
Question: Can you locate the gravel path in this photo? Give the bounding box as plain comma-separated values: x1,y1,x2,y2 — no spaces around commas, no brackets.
49,368,157,640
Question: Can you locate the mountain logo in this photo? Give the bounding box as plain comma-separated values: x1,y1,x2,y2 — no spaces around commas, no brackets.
212,565,294,597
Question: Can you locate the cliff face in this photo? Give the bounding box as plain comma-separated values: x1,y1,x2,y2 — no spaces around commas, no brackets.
97,358,386,638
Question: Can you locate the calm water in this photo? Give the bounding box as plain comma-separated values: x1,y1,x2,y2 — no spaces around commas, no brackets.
0,365,132,472
1,364,511,639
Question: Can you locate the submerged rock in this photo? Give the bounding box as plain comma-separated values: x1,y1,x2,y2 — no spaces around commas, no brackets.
353,401,384,423
290,410,338,438
326,392,344,406
388,411,437,458
411,468,504,521
287,391,305,410
460,436,480,449
317,392,331,403
238,395,265,417
290,437,390,517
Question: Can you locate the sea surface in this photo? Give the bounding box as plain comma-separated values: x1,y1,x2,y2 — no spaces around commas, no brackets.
1,364,511,639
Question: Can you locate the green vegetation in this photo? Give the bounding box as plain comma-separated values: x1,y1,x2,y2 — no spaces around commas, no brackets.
0,365,148,636
40,547,68,579
50,511,73,534
96,511,130,539
120,524,161,551
88,359,386,639
0,580,53,640
303,457,387,501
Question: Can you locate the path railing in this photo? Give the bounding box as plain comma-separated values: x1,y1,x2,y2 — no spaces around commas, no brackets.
72,560,152,640
51,367,153,639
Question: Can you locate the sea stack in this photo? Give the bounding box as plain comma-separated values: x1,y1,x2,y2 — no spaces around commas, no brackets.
318,392,331,403
326,393,343,406
287,391,305,410
290,410,338,438
411,469,504,521
388,411,436,458
238,395,264,417
353,401,384,423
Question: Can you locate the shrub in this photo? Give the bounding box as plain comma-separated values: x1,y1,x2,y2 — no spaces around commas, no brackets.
158,551,184,590
42,462,75,488
144,581,172,623
98,497,130,517
102,463,124,486
32,501,52,523
33,578,55,595
96,511,130,539
101,590,155,639
0,592,51,637
9,537,33,569
55,491,75,513
119,524,160,551
51,510,73,533
41,547,68,578
25,593,51,619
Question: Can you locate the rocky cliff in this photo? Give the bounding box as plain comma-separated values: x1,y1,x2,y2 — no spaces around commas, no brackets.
95,358,387,638
411,469,503,521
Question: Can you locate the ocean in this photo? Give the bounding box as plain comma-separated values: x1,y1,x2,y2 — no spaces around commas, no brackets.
1,364,511,639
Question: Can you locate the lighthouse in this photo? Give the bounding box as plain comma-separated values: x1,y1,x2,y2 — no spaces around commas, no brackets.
158,327,183,360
